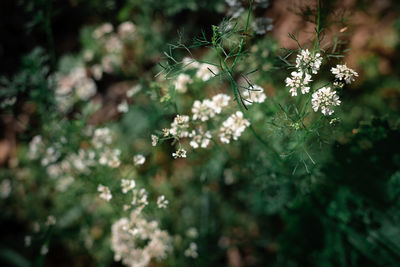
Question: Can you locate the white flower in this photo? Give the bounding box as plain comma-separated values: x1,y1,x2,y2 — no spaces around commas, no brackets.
24,236,32,247
211,93,230,113
157,195,168,208
172,148,187,159
127,84,141,97
296,49,323,74
242,85,267,105
131,188,149,211
92,127,113,149
97,184,112,201
121,179,136,194
105,34,123,52
0,179,11,199
285,70,312,96
186,227,198,239
219,111,250,144
40,245,49,255
331,64,358,84
75,77,97,100
118,21,136,39
170,115,190,138
99,148,121,168
93,23,113,39
189,128,212,149
174,73,192,93
133,154,146,166
311,87,341,116
184,242,198,258
117,100,129,113
192,100,216,121
28,135,44,159
45,215,56,226
111,212,171,266
196,63,219,81
151,135,158,146
182,57,200,69
91,64,103,80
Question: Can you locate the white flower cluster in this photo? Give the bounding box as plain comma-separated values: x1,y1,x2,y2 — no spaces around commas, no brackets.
192,94,230,121
172,148,187,159
117,100,129,113
111,212,172,267
170,115,190,138
311,87,341,116
133,154,146,166
184,242,198,258
331,64,359,85
121,179,136,194
189,128,212,149
156,195,169,209
242,85,267,105
55,67,97,112
285,70,312,97
92,127,113,149
99,148,121,168
174,73,192,93
131,188,149,212
195,63,219,81
98,184,112,201
219,111,250,144
285,49,323,97
296,49,323,74
0,179,11,199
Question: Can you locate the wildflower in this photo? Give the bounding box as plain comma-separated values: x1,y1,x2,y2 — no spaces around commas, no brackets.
24,236,32,247
162,128,170,137
195,63,219,81
75,77,97,101
118,21,136,39
0,97,16,108
117,100,129,113
92,128,113,149
111,212,171,266
242,85,267,104
184,242,198,258
56,176,75,192
285,70,312,96
133,154,146,166
45,215,56,226
174,73,192,93
172,148,187,159
296,49,323,74
127,84,141,97
170,115,190,138
192,100,216,121
28,135,44,159
97,184,112,201
331,64,358,84
99,148,121,168
182,57,200,69
105,34,123,53
131,188,149,211
93,23,113,39
211,93,231,113
219,111,250,144
311,87,341,116
189,128,212,149
121,179,136,194
186,227,198,239
40,245,49,255
0,179,11,199
151,135,158,146
41,146,61,166
157,195,169,208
